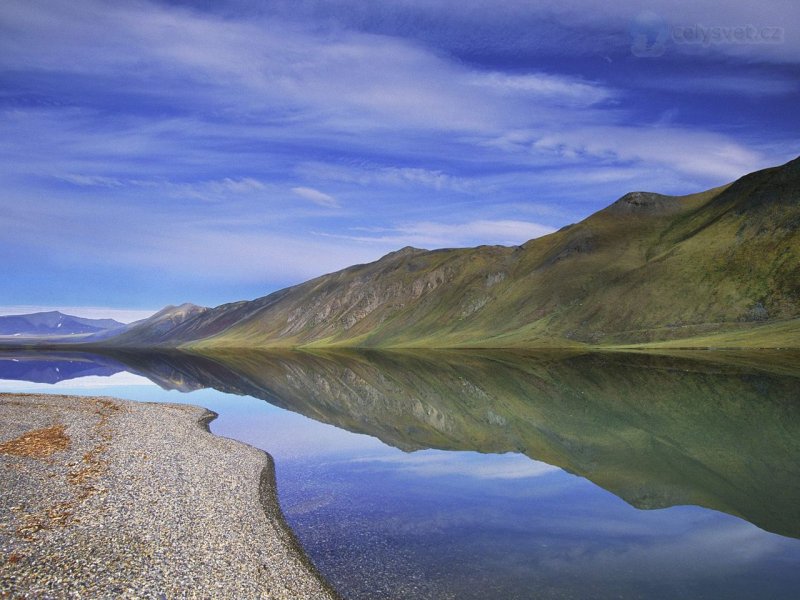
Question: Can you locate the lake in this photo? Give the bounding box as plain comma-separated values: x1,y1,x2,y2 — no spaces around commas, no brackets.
1,348,799,599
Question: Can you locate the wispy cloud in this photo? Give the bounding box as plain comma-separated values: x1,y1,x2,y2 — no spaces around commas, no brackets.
292,186,340,208
58,174,125,188
491,125,767,180
297,162,474,192
470,72,615,106
0,0,775,187
327,219,555,248
57,174,270,201
0,0,795,308
345,451,560,480
258,0,800,64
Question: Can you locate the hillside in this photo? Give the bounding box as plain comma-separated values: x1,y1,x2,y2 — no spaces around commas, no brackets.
103,303,209,346
104,156,799,349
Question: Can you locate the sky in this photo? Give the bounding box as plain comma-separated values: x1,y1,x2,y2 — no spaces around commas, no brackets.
1,0,798,319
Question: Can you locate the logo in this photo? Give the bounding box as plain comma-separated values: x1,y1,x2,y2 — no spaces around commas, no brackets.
630,11,669,57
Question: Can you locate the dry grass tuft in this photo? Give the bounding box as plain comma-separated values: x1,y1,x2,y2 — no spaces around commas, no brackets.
3,401,118,539
0,425,70,459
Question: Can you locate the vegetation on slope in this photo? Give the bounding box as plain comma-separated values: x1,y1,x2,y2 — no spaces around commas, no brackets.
108,156,799,349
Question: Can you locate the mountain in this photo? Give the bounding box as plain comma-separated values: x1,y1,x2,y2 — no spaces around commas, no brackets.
104,303,209,346
101,156,798,349
7,157,795,350
0,311,125,337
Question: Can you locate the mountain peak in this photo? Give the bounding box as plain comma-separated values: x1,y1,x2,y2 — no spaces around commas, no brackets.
174,302,206,312
103,303,210,346
783,155,800,171
0,311,124,337
381,246,428,260
606,191,682,216
152,303,207,318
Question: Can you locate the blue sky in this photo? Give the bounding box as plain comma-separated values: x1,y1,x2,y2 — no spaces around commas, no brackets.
1,0,798,319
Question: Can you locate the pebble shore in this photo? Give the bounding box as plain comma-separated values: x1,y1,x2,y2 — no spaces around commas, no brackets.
0,393,338,599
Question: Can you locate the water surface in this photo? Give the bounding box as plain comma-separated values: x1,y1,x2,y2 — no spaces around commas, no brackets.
1,349,798,599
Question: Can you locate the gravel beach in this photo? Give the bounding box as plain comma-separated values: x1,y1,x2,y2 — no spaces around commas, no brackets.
0,393,338,599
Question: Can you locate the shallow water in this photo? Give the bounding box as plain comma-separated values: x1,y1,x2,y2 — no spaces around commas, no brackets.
1,349,799,599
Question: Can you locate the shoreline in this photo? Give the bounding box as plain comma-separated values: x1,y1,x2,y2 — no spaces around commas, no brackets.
0,393,339,599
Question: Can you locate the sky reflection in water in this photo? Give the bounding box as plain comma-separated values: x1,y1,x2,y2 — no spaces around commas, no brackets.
1,351,799,599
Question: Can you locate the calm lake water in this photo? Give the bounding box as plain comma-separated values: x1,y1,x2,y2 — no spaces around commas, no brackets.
1,349,799,599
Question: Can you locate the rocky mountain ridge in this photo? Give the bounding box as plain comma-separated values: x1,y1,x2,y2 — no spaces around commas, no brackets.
110,156,799,349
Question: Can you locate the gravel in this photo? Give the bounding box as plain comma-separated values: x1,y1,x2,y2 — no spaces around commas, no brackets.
0,393,339,599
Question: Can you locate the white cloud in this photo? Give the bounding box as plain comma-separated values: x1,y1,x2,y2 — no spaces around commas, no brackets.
471,72,615,106
0,186,386,285
56,174,269,200
165,177,269,201
0,0,621,136
507,125,766,181
59,174,125,187
291,186,340,208
0,0,778,190
255,0,800,64
297,162,473,192
0,0,793,302
327,218,555,248
209,177,265,193
547,517,790,578
94,226,390,284
7,208,548,282
346,451,559,480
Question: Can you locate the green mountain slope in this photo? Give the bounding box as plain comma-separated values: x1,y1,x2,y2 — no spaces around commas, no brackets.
105,303,209,346
113,156,800,349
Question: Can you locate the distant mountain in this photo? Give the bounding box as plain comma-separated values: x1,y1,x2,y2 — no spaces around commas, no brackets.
98,155,800,349
0,311,125,337
104,303,209,346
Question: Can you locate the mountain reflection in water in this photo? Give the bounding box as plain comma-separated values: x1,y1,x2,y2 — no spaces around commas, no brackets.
2,348,798,541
